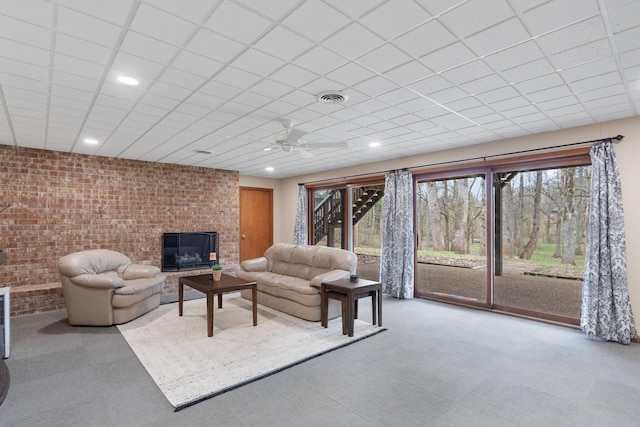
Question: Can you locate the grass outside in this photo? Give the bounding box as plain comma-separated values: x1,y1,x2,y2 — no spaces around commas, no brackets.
355,240,584,279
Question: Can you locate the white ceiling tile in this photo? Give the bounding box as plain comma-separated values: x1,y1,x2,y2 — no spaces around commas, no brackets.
0,38,49,67
613,25,640,53
392,20,457,59
361,0,431,40
234,0,300,21
439,0,515,39
52,70,100,92
500,58,556,84
247,79,293,99
420,42,476,73
441,60,494,85
409,74,453,96
570,71,623,93
484,40,544,71
215,66,263,89
526,85,573,103
159,67,206,90
323,23,385,59
515,73,565,95
324,0,386,19
325,62,376,87
205,2,272,45
129,3,196,45
607,0,640,34
140,92,181,110
521,0,600,36
0,15,49,49
536,16,607,56
252,26,314,61
58,0,136,26
353,76,398,97
54,34,113,65
621,48,640,68
0,58,48,81
476,86,521,103
53,54,105,80
428,86,468,104
233,91,272,110
396,97,436,112
385,60,434,85
171,50,224,78
56,6,122,47
120,31,178,64
232,49,285,77
111,51,165,80
444,96,484,111
282,1,350,43
294,46,347,75
536,95,581,112
187,28,246,63
465,18,531,57
490,95,532,112
377,88,421,105
0,0,51,27
549,39,614,70
356,44,412,73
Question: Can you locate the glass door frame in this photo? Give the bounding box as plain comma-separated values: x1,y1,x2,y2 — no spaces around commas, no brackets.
412,147,591,320
413,166,494,310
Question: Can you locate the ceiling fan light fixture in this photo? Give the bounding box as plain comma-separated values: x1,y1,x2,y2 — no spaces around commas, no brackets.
316,90,348,105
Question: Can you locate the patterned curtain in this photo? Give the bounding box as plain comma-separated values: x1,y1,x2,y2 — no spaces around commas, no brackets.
581,141,637,344
293,184,308,245
380,169,414,299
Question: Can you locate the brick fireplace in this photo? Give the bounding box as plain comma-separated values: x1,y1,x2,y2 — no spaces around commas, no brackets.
0,145,240,316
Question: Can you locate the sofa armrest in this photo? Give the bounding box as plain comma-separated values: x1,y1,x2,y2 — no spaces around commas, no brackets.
309,269,351,289
123,263,161,280
240,257,269,272
71,273,126,289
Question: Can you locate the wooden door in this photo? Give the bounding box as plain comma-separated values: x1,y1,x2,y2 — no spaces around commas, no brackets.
240,187,273,261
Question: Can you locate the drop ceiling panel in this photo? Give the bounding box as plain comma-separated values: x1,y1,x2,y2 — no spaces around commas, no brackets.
0,0,638,178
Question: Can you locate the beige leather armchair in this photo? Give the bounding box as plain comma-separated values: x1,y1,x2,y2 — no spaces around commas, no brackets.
57,249,166,326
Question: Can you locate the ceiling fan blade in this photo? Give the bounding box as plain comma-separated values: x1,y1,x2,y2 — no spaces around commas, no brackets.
286,128,306,144
298,142,348,149
297,148,314,158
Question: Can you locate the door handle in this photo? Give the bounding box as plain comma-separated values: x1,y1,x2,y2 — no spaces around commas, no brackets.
241,234,246,240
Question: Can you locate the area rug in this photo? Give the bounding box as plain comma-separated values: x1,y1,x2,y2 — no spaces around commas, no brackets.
117,294,386,411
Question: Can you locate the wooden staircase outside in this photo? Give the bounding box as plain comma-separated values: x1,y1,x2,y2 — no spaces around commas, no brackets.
313,185,384,246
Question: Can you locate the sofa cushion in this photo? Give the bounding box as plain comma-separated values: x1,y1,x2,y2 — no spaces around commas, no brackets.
112,277,165,308
265,244,357,280
58,249,132,277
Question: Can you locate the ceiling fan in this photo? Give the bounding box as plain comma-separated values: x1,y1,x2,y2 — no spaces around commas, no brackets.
263,119,347,158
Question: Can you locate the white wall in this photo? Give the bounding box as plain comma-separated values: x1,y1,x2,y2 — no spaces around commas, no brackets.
268,116,640,317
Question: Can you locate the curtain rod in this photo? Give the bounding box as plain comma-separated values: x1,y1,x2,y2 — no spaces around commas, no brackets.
299,134,624,186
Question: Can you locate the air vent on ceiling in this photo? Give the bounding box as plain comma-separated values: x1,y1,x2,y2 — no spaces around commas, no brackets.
316,90,349,105
194,149,213,155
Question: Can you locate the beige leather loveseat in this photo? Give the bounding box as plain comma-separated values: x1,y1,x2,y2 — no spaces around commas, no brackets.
237,243,358,321
58,249,167,326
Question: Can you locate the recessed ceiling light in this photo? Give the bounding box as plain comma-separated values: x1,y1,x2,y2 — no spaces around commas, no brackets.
369,141,381,147
265,167,274,172
117,75,139,86
83,138,99,145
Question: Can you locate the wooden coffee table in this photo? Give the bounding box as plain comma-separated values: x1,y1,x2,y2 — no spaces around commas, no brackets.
178,273,257,337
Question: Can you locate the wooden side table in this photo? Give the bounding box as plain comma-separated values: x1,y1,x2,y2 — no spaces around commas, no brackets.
321,278,382,337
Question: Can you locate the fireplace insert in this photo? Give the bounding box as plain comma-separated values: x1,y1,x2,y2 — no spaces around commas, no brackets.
162,232,218,272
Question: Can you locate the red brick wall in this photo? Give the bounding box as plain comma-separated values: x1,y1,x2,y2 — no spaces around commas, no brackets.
0,145,239,316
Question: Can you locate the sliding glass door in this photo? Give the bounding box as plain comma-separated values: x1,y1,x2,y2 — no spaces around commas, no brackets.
493,166,589,323
414,171,490,307
413,151,590,323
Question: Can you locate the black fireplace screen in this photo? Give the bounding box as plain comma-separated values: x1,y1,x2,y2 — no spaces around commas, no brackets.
162,232,218,271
